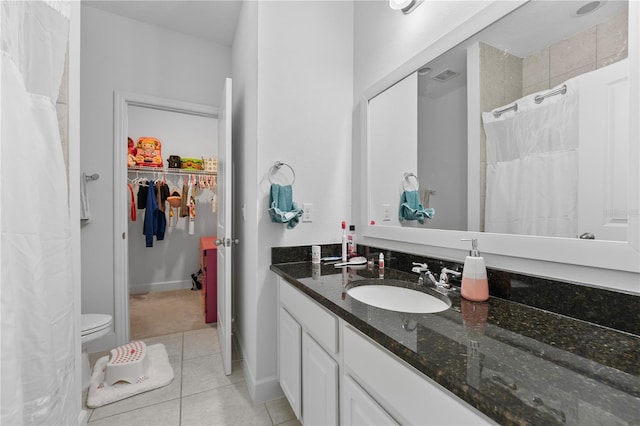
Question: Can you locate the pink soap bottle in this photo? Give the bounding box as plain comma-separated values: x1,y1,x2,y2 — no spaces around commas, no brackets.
460,239,489,302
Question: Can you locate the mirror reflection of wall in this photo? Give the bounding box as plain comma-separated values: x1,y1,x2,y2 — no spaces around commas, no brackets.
417,66,468,231
374,0,629,241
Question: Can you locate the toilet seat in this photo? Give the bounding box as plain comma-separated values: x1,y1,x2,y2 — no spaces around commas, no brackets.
81,314,112,344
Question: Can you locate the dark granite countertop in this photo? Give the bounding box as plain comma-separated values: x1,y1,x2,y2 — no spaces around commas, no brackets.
271,261,640,426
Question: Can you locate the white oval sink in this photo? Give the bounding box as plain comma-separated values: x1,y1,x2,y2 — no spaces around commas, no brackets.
347,285,451,313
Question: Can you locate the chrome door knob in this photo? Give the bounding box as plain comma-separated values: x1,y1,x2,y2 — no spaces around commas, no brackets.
215,238,224,246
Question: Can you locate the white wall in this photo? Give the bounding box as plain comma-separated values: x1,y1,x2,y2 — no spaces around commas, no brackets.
80,5,231,350
233,0,354,403
418,86,468,231
369,73,418,226
127,106,218,293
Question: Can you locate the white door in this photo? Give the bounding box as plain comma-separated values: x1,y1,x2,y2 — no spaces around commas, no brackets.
578,59,629,241
216,78,233,375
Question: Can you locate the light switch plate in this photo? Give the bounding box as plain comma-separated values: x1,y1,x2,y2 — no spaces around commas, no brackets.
302,202,313,222
382,204,391,221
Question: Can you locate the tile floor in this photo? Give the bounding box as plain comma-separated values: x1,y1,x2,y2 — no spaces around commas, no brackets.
85,326,300,426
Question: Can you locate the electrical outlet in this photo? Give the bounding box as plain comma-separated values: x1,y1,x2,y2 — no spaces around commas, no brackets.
302,202,313,222
382,204,391,221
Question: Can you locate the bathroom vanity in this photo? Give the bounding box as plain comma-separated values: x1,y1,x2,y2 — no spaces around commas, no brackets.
271,250,640,425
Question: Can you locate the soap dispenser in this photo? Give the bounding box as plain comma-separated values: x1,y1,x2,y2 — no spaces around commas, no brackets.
460,239,489,302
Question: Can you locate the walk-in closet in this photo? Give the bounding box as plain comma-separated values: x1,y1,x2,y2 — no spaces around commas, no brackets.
126,102,218,339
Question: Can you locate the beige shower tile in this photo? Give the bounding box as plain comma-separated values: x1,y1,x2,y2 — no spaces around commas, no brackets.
597,12,628,62
597,51,628,69
522,81,550,97
180,382,272,426
550,63,595,88
523,47,549,88
550,26,596,79
57,46,69,104
504,54,522,104
89,399,180,426
480,43,506,107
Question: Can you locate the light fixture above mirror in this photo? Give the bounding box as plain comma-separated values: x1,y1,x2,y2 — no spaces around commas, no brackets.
389,0,424,14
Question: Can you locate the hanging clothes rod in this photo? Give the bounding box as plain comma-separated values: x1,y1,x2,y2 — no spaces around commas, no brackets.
127,166,216,177
493,103,518,118
535,84,567,104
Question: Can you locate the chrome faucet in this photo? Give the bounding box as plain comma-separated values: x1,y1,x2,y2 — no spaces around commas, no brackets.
411,262,438,287
438,267,461,288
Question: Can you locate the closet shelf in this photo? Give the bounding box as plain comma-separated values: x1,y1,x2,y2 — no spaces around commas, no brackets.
128,166,217,177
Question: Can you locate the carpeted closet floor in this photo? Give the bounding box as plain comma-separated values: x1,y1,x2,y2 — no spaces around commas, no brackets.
130,288,207,340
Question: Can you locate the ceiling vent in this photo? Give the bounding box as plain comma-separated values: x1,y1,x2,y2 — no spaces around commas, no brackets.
432,69,459,82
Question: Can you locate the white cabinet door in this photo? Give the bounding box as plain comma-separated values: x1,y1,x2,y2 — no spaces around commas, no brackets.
302,332,338,426
342,374,398,426
279,307,302,419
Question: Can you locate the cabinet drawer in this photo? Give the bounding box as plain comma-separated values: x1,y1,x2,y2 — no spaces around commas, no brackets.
279,279,338,354
343,325,492,425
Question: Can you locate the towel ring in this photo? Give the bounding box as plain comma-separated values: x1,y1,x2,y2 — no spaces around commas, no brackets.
268,161,296,185
402,172,419,191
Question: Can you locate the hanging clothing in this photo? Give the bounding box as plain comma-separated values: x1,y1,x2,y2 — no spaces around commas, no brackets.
128,183,137,221
155,181,169,212
180,183,189,217
143,181,166,247
187,183,195,235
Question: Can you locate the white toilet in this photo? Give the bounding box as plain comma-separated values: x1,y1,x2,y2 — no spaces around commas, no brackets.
81,314,113,389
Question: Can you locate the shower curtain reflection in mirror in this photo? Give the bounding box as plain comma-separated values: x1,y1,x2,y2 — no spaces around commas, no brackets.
482,80,579,238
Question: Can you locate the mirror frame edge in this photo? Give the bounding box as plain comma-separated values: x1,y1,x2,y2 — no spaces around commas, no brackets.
360,0,640,293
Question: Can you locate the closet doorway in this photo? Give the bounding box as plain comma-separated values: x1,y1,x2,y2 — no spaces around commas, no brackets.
114,92,220,345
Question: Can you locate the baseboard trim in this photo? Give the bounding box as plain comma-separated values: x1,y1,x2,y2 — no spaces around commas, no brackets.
129,279,192,295
241,359,283,404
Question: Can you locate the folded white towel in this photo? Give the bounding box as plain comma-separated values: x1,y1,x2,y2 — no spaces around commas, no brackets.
80,172,91,222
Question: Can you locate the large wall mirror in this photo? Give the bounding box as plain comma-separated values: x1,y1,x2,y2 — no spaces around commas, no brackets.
362,0,639,289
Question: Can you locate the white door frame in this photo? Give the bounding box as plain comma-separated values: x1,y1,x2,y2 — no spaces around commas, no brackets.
113,92,218,345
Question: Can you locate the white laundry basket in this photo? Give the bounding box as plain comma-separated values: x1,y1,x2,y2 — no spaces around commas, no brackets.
104,341,150,385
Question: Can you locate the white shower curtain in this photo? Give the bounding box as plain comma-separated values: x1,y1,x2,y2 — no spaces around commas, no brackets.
482,80,579,238
1,1,75,425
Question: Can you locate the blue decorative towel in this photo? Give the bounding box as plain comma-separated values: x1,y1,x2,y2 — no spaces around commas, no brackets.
269,184,303,229
399,190,434,225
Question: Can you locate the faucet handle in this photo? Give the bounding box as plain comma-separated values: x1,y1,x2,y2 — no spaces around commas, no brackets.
438,267,462,288
441,267,461,277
